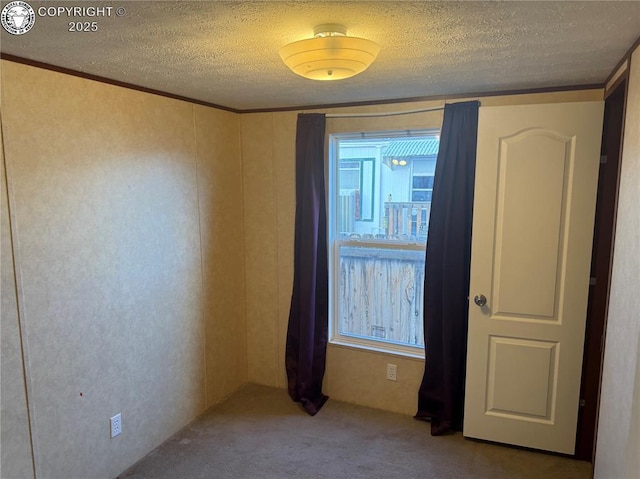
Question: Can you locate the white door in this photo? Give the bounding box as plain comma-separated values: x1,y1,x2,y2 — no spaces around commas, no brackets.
463,102,604,454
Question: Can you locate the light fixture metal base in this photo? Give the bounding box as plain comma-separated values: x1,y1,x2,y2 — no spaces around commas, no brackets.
314,23,347,37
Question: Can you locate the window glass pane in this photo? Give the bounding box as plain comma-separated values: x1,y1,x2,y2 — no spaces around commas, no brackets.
411,190,433,202
330,132,439,355
412,176,434,189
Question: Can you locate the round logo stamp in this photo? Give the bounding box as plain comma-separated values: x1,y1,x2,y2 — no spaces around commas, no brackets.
1,1,36,35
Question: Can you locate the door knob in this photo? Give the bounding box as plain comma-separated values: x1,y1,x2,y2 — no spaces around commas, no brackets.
474,294,487,307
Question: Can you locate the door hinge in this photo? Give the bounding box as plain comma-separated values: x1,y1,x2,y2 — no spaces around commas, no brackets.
590,277,597,286
600,155,608,164
579,399,586,407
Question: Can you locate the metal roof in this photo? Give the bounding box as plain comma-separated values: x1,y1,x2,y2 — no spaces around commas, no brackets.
382,139,440,159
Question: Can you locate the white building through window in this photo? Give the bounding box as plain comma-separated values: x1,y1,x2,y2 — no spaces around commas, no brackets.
329,131,440,357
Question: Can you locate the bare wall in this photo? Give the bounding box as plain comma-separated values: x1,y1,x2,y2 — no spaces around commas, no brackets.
195,105,247,407
594,45,640,479
0,61,246,478
241,89,604,416
1,103,35,478
0,57,610,477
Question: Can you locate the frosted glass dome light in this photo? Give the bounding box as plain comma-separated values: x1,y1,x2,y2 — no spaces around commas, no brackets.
279,24,380,81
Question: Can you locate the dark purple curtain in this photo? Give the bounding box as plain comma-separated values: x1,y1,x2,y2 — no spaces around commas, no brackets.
415,101,480,435
285,113,329,416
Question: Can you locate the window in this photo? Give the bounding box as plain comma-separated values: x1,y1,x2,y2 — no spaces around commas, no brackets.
412,176,434,201
338,158,375,221
329,131,440,357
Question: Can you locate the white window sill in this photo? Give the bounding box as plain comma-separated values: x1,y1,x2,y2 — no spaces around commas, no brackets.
329,337,425,361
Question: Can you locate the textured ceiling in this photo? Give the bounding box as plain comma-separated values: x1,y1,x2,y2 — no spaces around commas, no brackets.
1,1,639,110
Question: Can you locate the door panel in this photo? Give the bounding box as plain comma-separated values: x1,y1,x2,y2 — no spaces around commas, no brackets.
487,336,558,421
464,102,604,454
493,130,568,318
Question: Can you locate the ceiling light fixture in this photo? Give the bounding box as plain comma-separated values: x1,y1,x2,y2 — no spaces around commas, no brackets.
279,24,380,81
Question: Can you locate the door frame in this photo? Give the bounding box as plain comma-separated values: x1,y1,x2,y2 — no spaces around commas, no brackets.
574,75,628,461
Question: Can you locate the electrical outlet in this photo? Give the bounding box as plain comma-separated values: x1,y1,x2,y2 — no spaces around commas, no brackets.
110,413,122,438
386,363,397,381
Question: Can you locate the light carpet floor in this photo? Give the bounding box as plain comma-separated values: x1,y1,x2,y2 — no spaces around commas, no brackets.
119,384,591,479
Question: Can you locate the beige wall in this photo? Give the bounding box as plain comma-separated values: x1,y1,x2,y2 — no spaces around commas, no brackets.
1,111,35,478
0,61,246,478
595,46,640,479
194,106,247,407
241,88,603,415
241,112,297,388
0,56,613,477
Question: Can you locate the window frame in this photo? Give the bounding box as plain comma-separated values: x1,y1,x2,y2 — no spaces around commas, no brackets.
328,130,438,359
